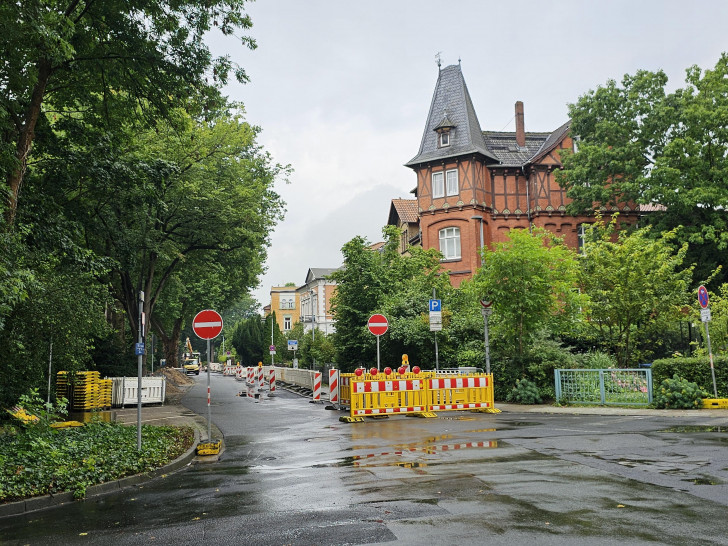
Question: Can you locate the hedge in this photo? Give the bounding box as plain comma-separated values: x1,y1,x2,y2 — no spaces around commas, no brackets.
651,356,728,398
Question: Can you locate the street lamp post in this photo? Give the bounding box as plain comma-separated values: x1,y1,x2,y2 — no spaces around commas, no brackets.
310,289,316,370
480,299,492,375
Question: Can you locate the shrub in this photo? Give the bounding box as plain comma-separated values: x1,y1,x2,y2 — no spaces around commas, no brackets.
506,378,543,404
653,374,709,409
652,356,727,398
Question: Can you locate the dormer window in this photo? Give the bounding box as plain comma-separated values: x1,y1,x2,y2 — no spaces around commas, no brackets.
434,111,456,149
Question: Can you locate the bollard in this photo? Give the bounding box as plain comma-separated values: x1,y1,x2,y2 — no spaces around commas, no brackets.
312,371,322,402
329,369,339,407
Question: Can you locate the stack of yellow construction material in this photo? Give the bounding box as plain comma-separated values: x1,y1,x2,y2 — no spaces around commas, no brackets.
98,379,112,409
56,371,70,401
70,371,101,411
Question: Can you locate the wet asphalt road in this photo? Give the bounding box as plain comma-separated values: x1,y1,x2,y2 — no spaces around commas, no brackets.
2,373,728,545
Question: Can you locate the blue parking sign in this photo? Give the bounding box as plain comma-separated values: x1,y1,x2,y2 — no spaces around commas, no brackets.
429,299,441,312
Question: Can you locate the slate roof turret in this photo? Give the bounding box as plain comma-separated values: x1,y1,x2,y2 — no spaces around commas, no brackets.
406,64,498,166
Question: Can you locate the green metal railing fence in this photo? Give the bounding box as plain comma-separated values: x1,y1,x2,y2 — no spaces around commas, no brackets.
554,368,653,406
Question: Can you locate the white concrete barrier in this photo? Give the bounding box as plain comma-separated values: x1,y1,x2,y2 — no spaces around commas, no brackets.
109,377,166,407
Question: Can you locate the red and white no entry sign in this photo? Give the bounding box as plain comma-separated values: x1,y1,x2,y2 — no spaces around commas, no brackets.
368,314,389,336
193,309,223,340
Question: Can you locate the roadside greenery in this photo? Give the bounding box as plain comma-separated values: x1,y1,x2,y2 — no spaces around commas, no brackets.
0,391,194,501
653,375,709,409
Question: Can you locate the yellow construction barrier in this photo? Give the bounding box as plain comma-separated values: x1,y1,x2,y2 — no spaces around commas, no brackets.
341,368,499,423
702,398,728,409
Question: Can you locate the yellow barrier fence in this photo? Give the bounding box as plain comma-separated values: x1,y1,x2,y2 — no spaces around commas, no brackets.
341,370,498,423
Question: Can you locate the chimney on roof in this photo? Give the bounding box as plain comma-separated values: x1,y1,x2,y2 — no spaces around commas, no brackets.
515,101,525,147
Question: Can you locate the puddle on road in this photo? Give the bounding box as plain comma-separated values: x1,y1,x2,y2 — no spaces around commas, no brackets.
333,440,503,468
659,425,728,433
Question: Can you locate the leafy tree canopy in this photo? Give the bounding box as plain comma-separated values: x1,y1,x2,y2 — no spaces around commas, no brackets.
557,53,728,286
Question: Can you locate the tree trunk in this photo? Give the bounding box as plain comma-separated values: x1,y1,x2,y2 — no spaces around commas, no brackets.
6,58,53,226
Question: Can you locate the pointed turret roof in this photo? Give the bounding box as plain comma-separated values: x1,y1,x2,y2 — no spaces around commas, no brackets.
406,64,497,167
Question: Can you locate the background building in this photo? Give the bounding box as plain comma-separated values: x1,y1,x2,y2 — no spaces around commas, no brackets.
269,285,300,333
298,268,338,335
404,63,641,286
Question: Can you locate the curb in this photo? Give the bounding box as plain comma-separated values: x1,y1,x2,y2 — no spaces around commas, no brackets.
0,427,201,520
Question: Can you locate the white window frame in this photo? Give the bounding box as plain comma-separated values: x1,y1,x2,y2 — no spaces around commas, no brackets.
283,316,292,331
432,171,444,198
440,132,450,147
439,227,461,260
446,169,458,196
577,223,588,255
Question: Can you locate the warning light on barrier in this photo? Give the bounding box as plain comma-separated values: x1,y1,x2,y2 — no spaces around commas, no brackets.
355,367,364,377
412,366,421,374
370,367,378,376
384,367,392,375
398,366,406,375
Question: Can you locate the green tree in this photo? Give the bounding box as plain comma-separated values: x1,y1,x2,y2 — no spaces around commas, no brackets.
231,316,264,367
331,226,451,371
578,218,694,366
557,54,728,287
471,228,583,358
1,0,255,225
35,110,288,367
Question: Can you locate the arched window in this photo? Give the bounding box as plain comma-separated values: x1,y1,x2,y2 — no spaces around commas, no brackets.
439,227,461,260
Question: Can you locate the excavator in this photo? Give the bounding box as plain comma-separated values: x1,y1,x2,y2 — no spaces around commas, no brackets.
182,337,201,375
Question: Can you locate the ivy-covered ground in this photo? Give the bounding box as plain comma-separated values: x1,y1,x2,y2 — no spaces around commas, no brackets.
0,421,194,502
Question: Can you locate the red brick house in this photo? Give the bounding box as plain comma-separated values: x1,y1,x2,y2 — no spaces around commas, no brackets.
402,63,642,286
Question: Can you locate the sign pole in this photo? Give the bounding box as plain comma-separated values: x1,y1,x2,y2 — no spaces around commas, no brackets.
376,334,381,372
704,322,717,398
698,286,718,398
137,290,144,451
192,309,223,443
433,289,439,371
207,338,212,441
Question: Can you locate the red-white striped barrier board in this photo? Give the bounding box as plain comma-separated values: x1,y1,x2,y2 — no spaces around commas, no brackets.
313,371,322,401
269,369,276,392
429,377,489,389
329,369,339,405
353,379,425,393
257,366,264,391
354,406,427,416
430,402,491,410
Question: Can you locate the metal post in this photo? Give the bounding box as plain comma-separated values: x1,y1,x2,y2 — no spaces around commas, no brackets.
704,322,718,398
376,334,381,372
207,338,212,441
433,288,439,371
482,308,491,375
310,289,316,370
137,290,144,451
271,314,274,367
47,338,53,405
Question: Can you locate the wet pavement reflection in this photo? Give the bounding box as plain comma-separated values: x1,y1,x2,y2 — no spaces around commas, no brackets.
2,374,728,545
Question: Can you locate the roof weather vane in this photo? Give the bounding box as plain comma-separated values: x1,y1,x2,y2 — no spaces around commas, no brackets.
435,52,442,69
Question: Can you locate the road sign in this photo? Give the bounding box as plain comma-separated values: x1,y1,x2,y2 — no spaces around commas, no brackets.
288,340,298,351
698,285,709,309
368,314,389,336
134,342,145,355
701,308,712,322
429,310,442,332
480,300,492,308
429,299,441,312
192,309,223,340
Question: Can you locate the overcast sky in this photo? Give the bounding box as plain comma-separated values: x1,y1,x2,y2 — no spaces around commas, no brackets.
207,0,728,308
